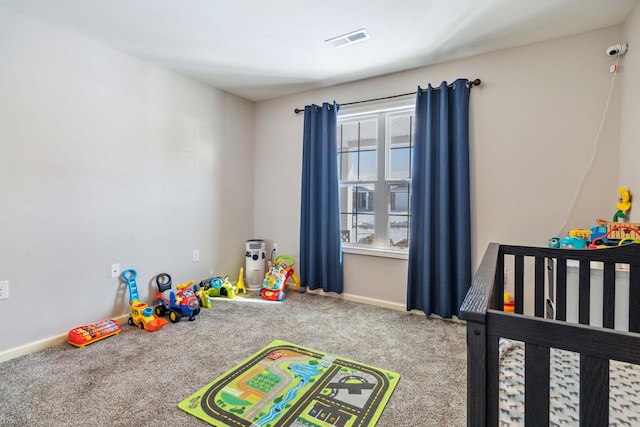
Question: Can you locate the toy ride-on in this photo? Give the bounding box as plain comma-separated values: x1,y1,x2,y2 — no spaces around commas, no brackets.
154,273,201,322
121,269,168,332
260,255,301,301
201,276,235,298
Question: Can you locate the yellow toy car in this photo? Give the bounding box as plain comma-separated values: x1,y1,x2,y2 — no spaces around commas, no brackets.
128,301,168,332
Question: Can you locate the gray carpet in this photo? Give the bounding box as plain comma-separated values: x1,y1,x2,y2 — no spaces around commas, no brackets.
0,291,466,426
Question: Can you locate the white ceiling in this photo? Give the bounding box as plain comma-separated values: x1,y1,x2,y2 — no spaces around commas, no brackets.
1,0,638,101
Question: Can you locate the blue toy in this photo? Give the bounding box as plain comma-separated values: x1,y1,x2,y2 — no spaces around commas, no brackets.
153,273,201,322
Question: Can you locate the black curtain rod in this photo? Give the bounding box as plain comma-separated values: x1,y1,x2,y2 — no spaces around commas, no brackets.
294,78,481,114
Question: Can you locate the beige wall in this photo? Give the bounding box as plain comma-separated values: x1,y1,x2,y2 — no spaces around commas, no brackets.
0,6,254,353
621,2,640,220
254,26,623,306
2,4,635,354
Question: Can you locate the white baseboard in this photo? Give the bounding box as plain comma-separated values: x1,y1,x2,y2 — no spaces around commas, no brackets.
302,288,463,322
304,288,407,312
0,313,129,363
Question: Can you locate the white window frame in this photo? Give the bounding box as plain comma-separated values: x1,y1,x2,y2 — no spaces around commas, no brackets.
337,98,415,259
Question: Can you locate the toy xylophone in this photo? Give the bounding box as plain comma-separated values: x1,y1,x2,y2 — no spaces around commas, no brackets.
67,319,121,348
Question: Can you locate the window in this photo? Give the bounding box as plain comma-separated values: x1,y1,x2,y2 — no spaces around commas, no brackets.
338,105,414,253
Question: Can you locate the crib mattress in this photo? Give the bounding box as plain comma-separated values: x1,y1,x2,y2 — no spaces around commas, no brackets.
499,339,640,426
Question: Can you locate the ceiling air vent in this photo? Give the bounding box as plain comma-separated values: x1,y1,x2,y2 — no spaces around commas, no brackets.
325,28,371,48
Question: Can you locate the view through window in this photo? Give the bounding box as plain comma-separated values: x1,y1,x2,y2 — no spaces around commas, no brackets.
338,106,414,251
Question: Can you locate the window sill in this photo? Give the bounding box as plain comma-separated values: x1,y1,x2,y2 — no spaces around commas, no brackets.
342,245,408,260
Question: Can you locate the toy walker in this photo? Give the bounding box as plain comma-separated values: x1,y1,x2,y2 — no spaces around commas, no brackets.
260,255,303,301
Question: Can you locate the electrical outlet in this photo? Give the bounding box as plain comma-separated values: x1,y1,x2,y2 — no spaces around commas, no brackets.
110,263,120,278
0,281,8,300
273,243,279,253
193,249,200,262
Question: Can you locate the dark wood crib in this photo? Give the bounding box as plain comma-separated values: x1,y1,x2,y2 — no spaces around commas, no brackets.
460,243,640,426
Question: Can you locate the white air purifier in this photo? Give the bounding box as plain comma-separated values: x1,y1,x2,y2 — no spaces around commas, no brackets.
245,239,266,291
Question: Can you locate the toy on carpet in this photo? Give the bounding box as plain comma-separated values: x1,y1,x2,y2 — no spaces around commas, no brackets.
260,255,303,301
154,273,201,322
235,267,247,294
122,268,168,332
199,276,235,302
67,319,121,348
178,340,400,427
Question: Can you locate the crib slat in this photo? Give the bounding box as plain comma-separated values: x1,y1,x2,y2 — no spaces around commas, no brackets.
515,255,524,314
494,252,505,311
466,322,487,427
487,335,500,426
535,256,544,318
524,343,550,426
630,264,640,333
556,259,567,321
580,355,608,426
579,261,590,325
603,262,615,329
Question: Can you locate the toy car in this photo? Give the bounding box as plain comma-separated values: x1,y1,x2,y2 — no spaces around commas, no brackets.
590,225,640,249
121,268,168,333
154,273,201,322
128,301,168,331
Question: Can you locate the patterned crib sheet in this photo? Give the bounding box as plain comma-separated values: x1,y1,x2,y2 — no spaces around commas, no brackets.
499,339,640,426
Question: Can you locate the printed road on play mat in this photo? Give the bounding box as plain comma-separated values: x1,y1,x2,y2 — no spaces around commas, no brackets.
179,340,400,427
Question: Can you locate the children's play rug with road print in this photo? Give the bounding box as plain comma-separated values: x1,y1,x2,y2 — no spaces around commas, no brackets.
179,340,400,427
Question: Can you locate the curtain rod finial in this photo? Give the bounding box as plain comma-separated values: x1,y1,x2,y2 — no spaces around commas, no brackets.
469,78,481,87
294,108,304,114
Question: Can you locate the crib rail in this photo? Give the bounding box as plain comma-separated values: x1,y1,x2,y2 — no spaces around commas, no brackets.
460,243,640,427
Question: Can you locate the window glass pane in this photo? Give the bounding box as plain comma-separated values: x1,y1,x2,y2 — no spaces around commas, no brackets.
354,214,375,245
338,123,377,181
358,150,377,181
340,122,360,152
389,183,410,213
359,119,377,150
389,114,412,148
339,213,375,245
339,184,351,214
388,147,411,180
343,152,358,181
388,113,412,180
389,215,409,248
353,184,374,213
339,184,375,246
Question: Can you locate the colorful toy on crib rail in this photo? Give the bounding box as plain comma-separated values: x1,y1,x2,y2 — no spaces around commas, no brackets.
595,186,633,225
589,225,640,249
67,319,121,348
548,235,589,250
121,268,168,332
503,293,515,313
154,273,201,323
614,186,632,222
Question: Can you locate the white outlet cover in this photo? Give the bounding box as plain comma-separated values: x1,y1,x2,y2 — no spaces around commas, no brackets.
110,264,120,278
0,281,8,300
